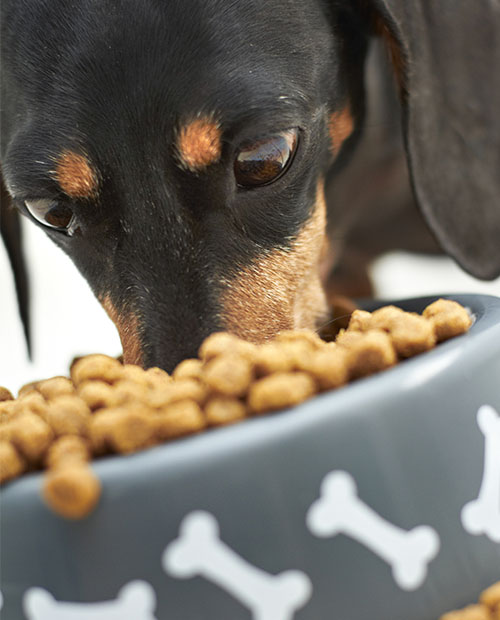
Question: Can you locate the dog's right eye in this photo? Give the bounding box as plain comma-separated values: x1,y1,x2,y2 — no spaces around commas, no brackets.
24,198,76,234
234,128,298,187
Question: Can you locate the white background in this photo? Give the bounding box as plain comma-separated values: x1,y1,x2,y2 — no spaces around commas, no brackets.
1,219,499,394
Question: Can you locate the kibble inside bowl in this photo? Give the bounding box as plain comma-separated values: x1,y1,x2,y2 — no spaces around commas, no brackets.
1,294,499,620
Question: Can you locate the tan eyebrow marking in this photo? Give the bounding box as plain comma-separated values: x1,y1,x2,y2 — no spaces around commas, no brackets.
54,150,98,198
328,105,354,157
177,117,222,172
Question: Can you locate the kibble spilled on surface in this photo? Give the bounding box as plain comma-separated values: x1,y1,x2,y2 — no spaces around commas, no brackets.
0,299,471,519
440,581,500,620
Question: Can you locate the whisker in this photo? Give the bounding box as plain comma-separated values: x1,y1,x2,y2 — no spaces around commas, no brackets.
315,313,353,335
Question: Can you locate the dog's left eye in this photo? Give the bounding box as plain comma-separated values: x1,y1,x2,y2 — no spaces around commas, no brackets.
234,128,298,187
24,198,77,235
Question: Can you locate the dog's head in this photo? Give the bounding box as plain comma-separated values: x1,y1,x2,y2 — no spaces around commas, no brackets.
2,0,499,371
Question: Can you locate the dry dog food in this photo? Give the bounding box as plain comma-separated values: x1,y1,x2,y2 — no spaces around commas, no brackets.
440,581,500,620
0,299,471,518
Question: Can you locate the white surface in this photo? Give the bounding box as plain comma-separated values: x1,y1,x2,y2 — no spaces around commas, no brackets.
0,221,121,393
1,219,500,394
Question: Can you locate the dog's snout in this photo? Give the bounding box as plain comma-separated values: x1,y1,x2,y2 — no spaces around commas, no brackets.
101,283,222,373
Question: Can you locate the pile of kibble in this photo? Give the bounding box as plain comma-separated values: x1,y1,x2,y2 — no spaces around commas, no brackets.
0,298,471,519
440,581,500,620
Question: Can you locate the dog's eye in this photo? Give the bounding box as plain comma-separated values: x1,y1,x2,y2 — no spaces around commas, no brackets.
234,128,298,187
24,198,77,235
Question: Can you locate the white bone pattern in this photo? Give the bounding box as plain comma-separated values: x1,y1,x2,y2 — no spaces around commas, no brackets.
461,405,500,542
23,581,157,620
306,471,440,590
163,511,312,620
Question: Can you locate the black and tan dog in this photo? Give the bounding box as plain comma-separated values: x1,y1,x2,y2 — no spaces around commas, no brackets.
1,0,499,371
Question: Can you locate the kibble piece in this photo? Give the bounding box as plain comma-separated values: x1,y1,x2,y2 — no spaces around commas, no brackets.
0,387,13,401
301,347,349,391
43,463,101,519
366,306,436,357
71,354,124,386
252,343,295,376
148,378,208,408
347,309,373,332
275,329,324,350
388,313,436,358
17,381,40,398
440,604,491,620
89,410,121,455
120,364,151,387
203,354,253,397
423,298,472,342
199,332,255,361
105,406,157,454
173,358,204,381
369,305,405,327
0,421,13,442
205,396,247,426
78,380,120,411
112,380,149,406
14,392,49,420
143,367,172,393
0,400,18,424
45,396,91,437
0,441,26,483
45,436,91,469
10,413,54,463
279,340,315,370
336,330,397,379
37,377,75,400
248,372,317,414
155,400,206,440
145,366,171,384
480,582,500,611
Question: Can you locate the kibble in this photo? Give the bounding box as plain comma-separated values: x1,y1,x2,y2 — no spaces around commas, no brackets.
0,441,26,483
248,372,317,414
423,298,472,342
0,386,13,401
0,298,472,521
205,396,247,426
440,581,500,620
43,464,101,519
155,400,206,440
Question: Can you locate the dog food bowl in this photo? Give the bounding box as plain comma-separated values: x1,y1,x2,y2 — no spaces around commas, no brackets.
1,294,500,620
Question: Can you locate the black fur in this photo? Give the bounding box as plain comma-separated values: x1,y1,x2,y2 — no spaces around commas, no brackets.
1,0,499,371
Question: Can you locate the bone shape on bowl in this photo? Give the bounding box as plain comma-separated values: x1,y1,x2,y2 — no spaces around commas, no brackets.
461,405,500,542
163,510,312,620
23,580,157,620
306,470,440,590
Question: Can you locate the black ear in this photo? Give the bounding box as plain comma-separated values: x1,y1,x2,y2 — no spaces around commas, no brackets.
368,1,500,280
1,173,32,358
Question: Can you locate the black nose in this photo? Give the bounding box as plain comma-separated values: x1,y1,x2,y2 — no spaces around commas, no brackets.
139,311,222,374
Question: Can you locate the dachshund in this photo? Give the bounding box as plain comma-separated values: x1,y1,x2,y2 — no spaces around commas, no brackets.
1,0,499,372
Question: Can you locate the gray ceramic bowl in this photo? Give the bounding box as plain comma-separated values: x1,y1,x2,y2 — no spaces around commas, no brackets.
1,294,500,620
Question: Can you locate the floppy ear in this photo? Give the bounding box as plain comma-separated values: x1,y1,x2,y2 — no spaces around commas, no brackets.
368,0,500,280
1,172,31,357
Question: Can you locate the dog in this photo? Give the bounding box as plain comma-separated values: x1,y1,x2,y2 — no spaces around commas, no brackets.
1,0,499,372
